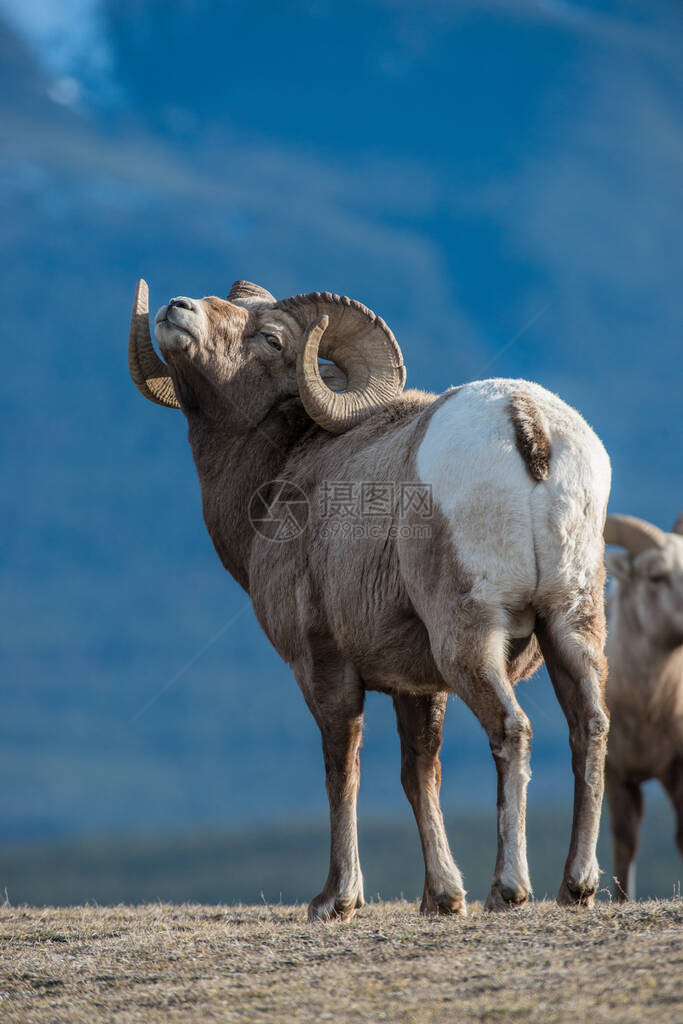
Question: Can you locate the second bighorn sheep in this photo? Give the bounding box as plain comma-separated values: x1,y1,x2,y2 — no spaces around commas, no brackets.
604,513,683,900
128,278,611,919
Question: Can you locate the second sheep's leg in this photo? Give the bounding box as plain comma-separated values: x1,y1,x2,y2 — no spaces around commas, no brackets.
662,758,683,863
605,764,643,901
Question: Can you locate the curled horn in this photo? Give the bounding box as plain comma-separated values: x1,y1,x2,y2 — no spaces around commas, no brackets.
227,281,276,304
128,279,180,409
277,292,406,434
604,514,667,554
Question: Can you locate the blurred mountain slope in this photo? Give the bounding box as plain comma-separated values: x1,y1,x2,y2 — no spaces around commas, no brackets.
0,1,681,840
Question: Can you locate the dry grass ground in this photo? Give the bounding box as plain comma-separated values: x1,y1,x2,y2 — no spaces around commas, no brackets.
0,899,681,1023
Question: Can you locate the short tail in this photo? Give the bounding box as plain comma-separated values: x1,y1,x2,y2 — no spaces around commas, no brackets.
507,392,551,482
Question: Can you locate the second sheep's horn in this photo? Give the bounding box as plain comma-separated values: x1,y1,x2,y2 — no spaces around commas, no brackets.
128,279,180,409
604,514,667,554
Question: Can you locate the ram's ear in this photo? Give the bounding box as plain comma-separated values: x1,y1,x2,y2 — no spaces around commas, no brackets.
605,550,632,581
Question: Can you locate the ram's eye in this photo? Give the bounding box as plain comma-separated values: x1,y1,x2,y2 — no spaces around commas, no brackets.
263,333,282,351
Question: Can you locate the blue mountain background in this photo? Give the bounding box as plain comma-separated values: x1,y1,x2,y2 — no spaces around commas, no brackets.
0,0,681,856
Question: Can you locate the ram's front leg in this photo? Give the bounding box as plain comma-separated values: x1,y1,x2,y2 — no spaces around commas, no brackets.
394,692,466,915
296,657,365,922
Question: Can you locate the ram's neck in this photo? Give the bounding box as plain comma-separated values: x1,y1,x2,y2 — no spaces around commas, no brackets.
185,400,312,591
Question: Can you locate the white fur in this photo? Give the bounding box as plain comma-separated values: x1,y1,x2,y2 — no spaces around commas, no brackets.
497,717,533,896
567,681,608,889
417,379,611,617
418,793,466,904
492,670,533,897
155,299,206,351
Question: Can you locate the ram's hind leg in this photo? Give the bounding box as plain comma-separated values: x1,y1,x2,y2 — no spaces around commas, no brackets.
430,619,533,911
394,692,466,915
537,612,609,907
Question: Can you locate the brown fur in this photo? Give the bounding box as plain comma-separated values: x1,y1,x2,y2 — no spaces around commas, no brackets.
507,392,552,482
143,287,610,919
604,521,683,900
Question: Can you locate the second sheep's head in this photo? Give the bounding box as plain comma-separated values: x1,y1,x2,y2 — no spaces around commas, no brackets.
605,513,683,647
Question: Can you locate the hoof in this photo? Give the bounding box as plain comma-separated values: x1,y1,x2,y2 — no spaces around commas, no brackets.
557,879,597,907
420,887,467,917
485,882,530,912
307,891,363,923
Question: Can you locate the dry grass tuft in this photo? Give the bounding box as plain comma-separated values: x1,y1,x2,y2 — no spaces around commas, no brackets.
1,898,681,1022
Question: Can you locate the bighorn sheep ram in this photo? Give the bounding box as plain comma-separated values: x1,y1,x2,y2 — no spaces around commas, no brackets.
128,278,611,919
604,513,683,900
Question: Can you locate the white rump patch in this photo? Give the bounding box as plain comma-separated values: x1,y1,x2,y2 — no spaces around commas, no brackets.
417,379,611,616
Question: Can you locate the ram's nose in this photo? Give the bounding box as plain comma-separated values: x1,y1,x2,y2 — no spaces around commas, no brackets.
157,296,200,327
168,296,196,311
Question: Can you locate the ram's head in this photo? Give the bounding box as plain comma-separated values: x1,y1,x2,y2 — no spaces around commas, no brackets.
605,514,683,645
128,279,406,434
